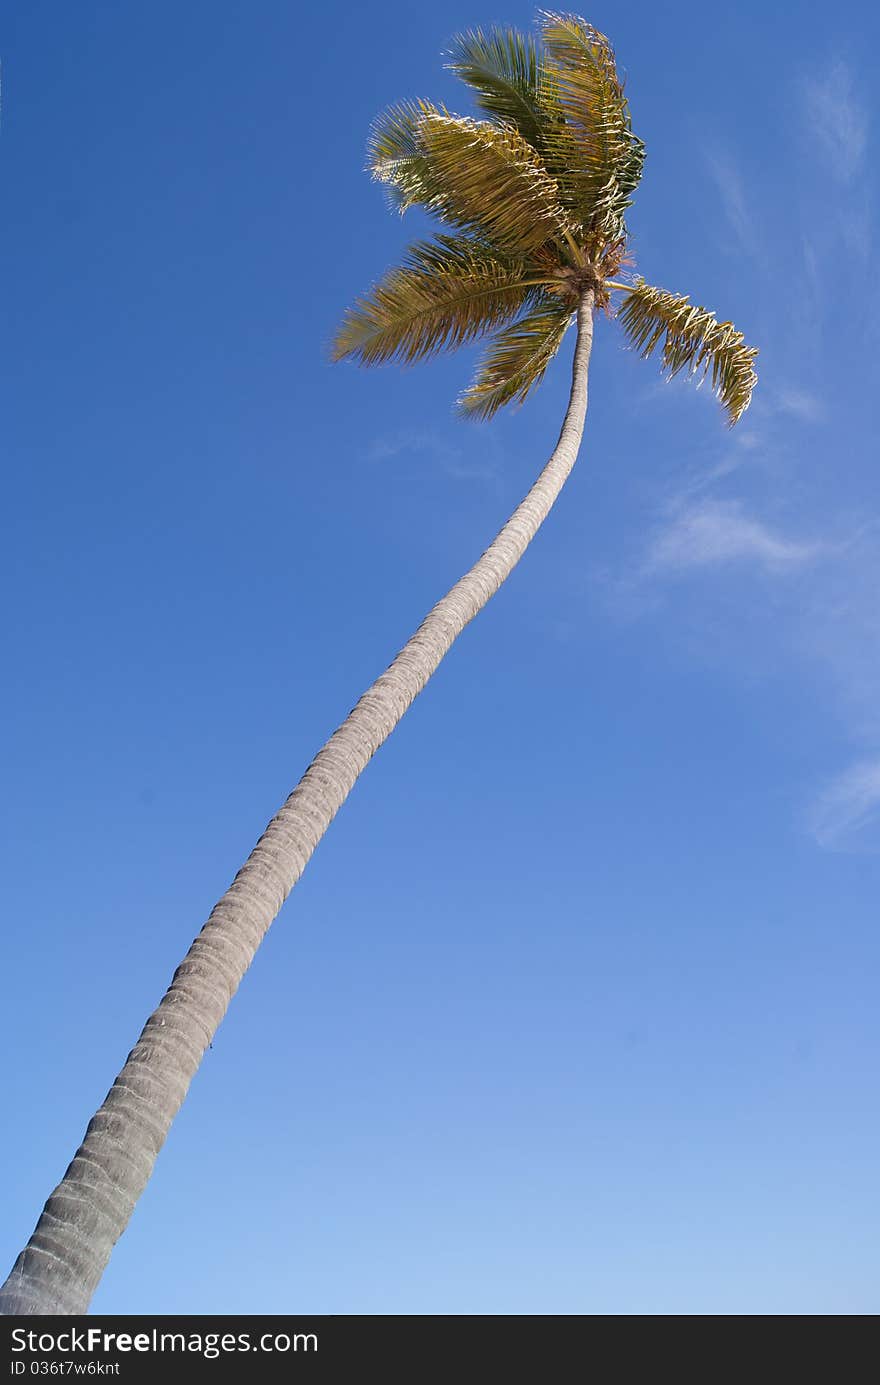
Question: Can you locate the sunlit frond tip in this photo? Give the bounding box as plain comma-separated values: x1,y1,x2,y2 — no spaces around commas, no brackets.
615,279,758,426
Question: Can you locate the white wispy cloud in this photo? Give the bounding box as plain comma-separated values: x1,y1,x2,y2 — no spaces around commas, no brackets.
368,429,458,464
802,59,868,184
643,499,820,575
367,428,500,483
775,388,825,423
730,428,764,452
791,523,880,741
704,147,760,257
807,757,880,850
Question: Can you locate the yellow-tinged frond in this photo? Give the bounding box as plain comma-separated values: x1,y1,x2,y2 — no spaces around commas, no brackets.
615,279,758,425
416,113,574,254
445,27,546,150
367,100,447,211
540,12,621,98
538,12,645,241
459,297,574,419
331,236,544,367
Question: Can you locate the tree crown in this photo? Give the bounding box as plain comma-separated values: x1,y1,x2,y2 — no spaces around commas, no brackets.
332,12,757,426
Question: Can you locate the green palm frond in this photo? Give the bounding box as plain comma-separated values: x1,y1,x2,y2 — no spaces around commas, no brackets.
368,99,448,211
459,296,574,419
538,12,645,240
615,279,758,425
445,27,546,151
331,235,545,367
415,113,574,254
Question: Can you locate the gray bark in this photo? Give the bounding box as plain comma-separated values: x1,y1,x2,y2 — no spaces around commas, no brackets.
0,292,594,1315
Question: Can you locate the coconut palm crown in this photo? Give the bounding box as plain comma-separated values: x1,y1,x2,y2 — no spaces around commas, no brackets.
333,12,757,425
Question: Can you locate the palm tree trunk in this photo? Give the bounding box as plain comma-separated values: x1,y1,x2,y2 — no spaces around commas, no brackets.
0,290,595,1316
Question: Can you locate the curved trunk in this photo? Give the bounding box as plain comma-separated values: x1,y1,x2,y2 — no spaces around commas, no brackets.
0,292,594,1316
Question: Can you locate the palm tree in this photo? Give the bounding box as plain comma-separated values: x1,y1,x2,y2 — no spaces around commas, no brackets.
0,12,757,1316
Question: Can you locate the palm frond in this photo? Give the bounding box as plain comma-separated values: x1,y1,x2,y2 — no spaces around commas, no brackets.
445,27,546,151
615,279,758,425
368,100,447,211
538,12,645,241
459,296,574,419
415,112,573,254
331,235,544,367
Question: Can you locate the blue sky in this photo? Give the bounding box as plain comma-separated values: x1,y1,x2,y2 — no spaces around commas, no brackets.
2,0,878,1314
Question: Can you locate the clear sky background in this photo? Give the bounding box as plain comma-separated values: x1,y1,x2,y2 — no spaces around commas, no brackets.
2,0,878,1315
